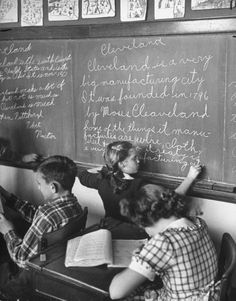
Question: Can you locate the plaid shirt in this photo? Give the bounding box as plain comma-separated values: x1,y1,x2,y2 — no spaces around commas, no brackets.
4,193,82,269
128,217,219,301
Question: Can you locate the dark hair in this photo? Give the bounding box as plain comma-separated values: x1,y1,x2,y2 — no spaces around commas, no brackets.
120,184,188,227
35,155,77,191
101,141,135,194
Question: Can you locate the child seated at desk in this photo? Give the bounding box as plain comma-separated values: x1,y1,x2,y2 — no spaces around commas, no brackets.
0,155,83,300
109,184,219,301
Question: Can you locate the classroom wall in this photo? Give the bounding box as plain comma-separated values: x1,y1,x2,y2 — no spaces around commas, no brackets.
1,164,236,253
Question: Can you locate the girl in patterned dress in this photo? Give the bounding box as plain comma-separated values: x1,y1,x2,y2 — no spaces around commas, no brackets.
109,184,220,301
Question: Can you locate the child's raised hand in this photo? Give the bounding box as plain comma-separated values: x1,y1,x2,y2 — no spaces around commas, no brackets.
187,164,203,180
175,164,203,195
22,153,41,163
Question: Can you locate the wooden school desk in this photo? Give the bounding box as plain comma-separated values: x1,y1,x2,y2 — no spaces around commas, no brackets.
27,220,148,301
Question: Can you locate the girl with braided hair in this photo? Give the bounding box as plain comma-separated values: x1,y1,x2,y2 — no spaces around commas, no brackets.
78,140,202,223
109,183,219,301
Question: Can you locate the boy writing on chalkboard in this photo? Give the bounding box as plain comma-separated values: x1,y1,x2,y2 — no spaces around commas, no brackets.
0,155,83,300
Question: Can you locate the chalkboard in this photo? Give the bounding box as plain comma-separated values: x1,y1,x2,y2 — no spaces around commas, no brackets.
73,35,226,183
0,41,75,159
1,35,236,185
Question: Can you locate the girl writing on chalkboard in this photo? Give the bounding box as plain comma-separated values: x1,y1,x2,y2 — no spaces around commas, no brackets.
78,141,202,223
109,184,219,301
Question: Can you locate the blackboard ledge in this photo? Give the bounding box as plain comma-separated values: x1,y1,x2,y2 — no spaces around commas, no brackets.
140,172,236,193
76,161,236,192
76,162,236,204
1,160,236,204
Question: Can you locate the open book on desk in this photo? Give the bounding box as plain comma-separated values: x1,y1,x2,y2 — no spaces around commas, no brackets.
65,229,147,268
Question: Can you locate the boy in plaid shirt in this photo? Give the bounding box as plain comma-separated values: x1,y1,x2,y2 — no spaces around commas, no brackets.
0,155,83,300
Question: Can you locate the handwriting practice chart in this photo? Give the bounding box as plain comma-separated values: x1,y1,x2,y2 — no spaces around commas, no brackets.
1,35,236,184
0,41,75,158
74,36,225,181
225,37,236,184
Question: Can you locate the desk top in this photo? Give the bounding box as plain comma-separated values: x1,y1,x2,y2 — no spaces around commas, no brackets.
28,243,119,296
27,219,148,297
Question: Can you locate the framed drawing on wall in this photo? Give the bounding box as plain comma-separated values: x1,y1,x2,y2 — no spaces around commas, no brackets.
21,0,43,26
82,0,115,18
48,0,79,21
0,0,18,23
120,0,147,22
191,0,231,10
154,0,185,20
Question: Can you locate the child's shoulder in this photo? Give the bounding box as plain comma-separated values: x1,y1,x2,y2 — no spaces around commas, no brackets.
147,232,172,249
159,217,208,243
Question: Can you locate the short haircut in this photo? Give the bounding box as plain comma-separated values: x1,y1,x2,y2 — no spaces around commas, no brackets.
35,155,77,191
120,184,188,227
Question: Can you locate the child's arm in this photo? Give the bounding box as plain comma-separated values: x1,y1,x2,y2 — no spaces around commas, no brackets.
0,185,13,200
0,196,5,214
21,153,41,163
0,185,36,222
87,166,103,173
175,164,202,196
109,268,146,300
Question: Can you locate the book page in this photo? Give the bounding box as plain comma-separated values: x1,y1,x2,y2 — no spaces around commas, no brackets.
110,239,147,268
66,229,113,267
74,229,113,266
65,236,82,267
65,236,84,267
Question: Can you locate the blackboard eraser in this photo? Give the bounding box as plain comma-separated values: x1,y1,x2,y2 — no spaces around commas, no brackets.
212,183,236,193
